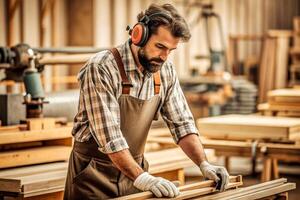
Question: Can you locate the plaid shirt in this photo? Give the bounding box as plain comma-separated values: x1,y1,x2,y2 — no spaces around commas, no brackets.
72,40,198,154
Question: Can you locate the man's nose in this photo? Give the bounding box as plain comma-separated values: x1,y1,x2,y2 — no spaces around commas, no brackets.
160,50,169,61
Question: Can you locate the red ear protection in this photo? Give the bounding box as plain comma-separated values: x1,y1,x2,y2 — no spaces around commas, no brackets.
128,12,172,47
131,22,149,47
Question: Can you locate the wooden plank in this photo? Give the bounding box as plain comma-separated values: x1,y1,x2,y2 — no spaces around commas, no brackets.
25,191,64,200
145,148,195,174
114,176,242,200
0,146,71,169
200,178,287,200
26,118,56,131
0,126,72,145
0,162,68,178
197,114,300,140
274,37,290,88
224,183,295,200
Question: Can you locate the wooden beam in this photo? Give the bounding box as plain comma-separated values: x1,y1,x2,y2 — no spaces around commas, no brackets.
0,146,71,169
0,126,72,145
114,176,242,200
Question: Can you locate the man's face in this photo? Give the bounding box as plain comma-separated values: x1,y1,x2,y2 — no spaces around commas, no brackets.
138,26,180,73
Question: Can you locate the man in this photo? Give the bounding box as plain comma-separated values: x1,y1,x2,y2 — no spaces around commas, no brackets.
64,3,229,199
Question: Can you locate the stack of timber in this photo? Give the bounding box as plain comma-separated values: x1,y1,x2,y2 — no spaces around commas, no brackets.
258,88,300,117
290,17,300,86
0,147,198,199
114,175,243,200
222,79,257,114
0,118,73,169
259,30,292,103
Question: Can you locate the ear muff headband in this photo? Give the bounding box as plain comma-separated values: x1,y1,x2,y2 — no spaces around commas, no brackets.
130,12,172,47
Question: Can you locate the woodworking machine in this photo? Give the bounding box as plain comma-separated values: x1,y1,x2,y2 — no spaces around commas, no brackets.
0,44,47,118
0,44,104,125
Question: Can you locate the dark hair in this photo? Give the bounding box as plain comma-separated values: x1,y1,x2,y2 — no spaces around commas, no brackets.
137,3,191,42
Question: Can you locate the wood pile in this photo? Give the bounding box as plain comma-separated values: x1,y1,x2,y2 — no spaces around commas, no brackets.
258,88,300,117
0,118,73,169
259,30,292,103
222,79,257,114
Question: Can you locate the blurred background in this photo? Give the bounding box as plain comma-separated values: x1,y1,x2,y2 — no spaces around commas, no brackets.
0,0,300,199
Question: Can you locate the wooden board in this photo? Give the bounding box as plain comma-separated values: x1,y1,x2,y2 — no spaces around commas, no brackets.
0,126,72,145
114,176,243,200
268,88,300,104
197,114,300,140
145,148,195,174
0,146,71,169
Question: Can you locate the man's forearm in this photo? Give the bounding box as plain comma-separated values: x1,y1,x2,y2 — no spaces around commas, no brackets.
178,134,207,166
108,149,144,180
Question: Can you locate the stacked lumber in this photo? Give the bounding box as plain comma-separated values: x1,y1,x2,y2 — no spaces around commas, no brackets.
258,88,300,117
222,79,257,114
0,118,73,169
0,162,68,198
113,175,243,200
259,30,292,103
197,114,300,141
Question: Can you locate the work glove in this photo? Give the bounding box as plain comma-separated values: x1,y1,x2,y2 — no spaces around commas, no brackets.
199,161,229,192
133,172,180,198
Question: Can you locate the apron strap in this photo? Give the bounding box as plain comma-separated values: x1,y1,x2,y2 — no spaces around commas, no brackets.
110,48,161,95
153,71,161,95
110,48,132,94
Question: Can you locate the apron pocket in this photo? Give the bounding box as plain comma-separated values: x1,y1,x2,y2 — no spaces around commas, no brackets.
73,158,120,184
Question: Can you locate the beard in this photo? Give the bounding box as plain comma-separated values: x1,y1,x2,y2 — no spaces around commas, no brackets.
138,48,165,73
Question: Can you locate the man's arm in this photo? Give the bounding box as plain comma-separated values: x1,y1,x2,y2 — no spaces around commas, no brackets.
108,149,179,197
177,134,207,166
108,149,143,180
178,134,229,191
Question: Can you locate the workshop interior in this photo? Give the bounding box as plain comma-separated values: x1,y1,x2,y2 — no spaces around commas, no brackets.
0,0,300,199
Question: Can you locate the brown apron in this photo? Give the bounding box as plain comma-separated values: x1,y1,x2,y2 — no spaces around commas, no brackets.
64,48,161,200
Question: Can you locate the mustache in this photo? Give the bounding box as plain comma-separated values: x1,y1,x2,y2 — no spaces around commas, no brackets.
149,57,164,63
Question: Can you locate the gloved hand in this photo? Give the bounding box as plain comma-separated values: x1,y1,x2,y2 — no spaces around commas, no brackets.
133,172,180,198
199,161,229,191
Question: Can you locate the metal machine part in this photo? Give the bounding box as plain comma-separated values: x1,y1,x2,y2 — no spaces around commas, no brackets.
0,44,46,118
0,44,105,120
43,90,79,122
0,93,26,125
187,3,229,73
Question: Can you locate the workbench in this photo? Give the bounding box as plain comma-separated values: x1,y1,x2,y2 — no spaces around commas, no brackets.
147,126,300,182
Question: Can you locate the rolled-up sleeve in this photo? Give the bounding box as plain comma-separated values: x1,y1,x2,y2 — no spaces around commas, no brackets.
80,63,129,153
160,66,199,143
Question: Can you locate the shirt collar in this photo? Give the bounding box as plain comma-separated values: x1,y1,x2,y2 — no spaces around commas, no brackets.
119,40,152,79
120,40,139,72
